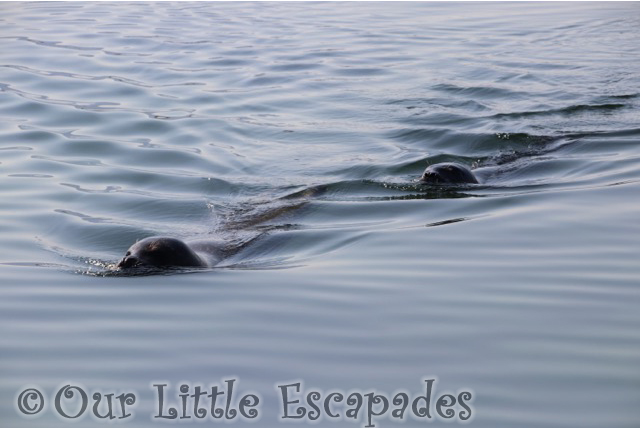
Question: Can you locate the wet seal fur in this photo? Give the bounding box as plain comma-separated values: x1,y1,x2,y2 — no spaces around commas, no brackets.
420,162,478,184
117,236,224,270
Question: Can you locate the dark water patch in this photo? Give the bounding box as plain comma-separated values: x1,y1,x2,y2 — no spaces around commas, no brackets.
103,50,152,58
491,103,627,120
391,96,491,113
581,127,640,139
606,93,639,100
1,82,121,114
0,261,70,269
268,62,324,72
1,35,101,52
7,173,53,178
276,179,481,203
0,145,34,151
206,57,251,67
244,74,294,87
425,217,472,227
60,183,121,194
431,82,531,100
333,67,389,77
0,65,159,89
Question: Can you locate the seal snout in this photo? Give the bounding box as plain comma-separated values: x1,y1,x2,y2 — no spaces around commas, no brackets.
117,254,142,269
421,170,440,183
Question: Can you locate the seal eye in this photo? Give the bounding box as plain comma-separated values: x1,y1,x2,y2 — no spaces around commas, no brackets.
125,251,131,256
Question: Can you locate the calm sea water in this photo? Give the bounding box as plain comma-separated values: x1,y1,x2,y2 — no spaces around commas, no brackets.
1,2,640,427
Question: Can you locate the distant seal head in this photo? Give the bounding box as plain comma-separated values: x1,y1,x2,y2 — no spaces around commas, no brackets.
117,236,222,269
420,162,478,184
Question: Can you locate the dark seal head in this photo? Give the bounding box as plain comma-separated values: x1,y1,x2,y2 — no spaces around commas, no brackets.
420,162,478,184
117,237,206,269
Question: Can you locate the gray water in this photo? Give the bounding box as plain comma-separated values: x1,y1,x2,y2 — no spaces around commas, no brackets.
1,2,640,427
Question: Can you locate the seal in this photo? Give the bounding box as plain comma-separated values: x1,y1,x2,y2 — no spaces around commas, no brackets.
420,162,478,184
114,193,317,272
117,236,224,269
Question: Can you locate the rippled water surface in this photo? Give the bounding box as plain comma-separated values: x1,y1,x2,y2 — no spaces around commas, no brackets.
1,2,640,427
